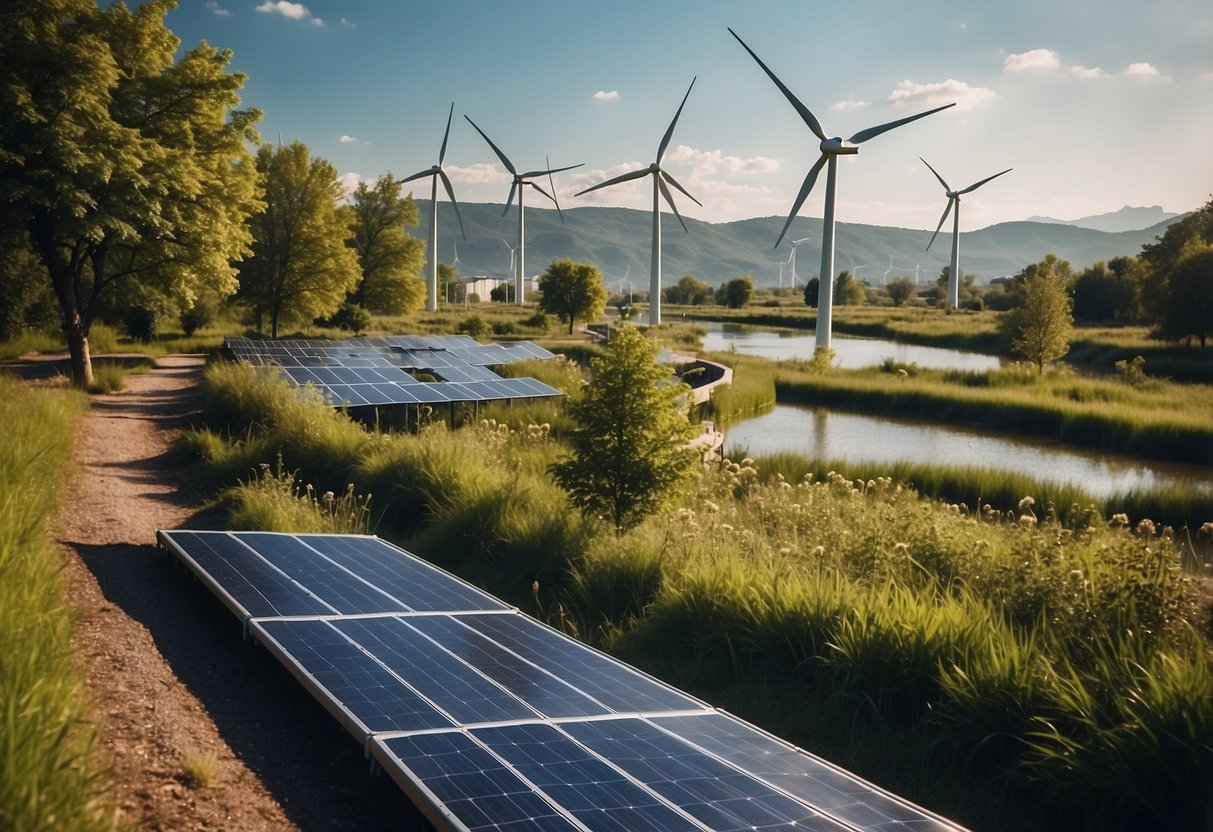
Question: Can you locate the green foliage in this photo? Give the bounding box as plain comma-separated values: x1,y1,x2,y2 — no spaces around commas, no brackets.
834,270,867,306
537,258,607,335
722,275,755,309
885,276,918,307
457,314,490,339
1002,256,1073,373
1072,258,1138,322
0,0,262,385
665,274,714,305
0,231,58,341
1150,236,1213,347
345,174,427,314
224,455,371,534
551,325,698,533
0,378,113,830
803,276,820,307
320,301,372,334
238,142,361,338
178,288,219,337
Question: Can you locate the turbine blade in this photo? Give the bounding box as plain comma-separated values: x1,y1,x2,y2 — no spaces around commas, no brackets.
657,77,696,164
528,180,556,204
958,167,1013,195
848,102,955,144
502,179,518,216
660,170,702,207
658,176,689,233
546,155,566,226
775,154,827,248
399,168,436,185
522,162,584,178
574,166,650,196
464,115,516,175
926,198,954,251
438,169,466,238
920,157,951,192
728,28,827,141
439,102,454,165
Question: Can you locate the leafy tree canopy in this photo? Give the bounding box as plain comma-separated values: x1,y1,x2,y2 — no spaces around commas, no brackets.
885,276,917,307
550,325,697,534
238,141,360,338
537,258,607,335
722,275,754,309
344,173,426,314
1002,255,1074,373
0,0,262,385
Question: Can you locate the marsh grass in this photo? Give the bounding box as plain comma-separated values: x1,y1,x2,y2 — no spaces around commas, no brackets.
223,455,372,534
0,379,114,831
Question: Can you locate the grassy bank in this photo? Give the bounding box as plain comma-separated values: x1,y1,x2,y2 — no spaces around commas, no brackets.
185,362,1213,832
0,378,114,831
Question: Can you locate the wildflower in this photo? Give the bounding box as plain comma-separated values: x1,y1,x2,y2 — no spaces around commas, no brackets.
779,547,791,555
1111,513,1129,527
812,545,825,557
322,490,335,505
779,482,792,491
1019,514,1037,528
893,542,910,553
703,500,719,513
1200,522,1213,535
1018,496,1035,510
896,368,908,378
1135,518,1156,536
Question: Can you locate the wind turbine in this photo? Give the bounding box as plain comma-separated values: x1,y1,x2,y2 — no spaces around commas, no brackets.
729,28,954,349
883,256,895,286
921,158,1012,308
788,236,810,288
500,239,518,298
575,78,701,326
465,116,581,304
401,104,465,312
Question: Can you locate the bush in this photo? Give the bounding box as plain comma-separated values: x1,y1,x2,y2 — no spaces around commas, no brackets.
458,314,490,339
120,305,160,343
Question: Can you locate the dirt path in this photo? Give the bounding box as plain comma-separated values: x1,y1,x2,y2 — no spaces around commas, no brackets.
52,355,423,831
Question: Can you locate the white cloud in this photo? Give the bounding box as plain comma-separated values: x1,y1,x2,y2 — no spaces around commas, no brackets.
1123,62,1160,77
311,17,325,27
1004,48,1061,72
339,135,358,143
206,2,230,16
337,171,364,198
446,163,511,184
832,98,870,111
340,17,354,27
887,79,996,112
256,1,316,23
665,145,781,178
1070,65,1106,79
592,90,620,101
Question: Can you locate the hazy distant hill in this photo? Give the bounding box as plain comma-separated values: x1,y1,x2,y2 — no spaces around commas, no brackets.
1026,205,1180,233
412,201,1181,288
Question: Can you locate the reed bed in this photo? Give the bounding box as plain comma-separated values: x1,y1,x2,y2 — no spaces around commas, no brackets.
0,379,114,831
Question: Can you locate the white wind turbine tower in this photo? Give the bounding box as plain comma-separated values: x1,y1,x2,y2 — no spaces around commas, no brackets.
788,236,809,288
883,256,895,286
575,78,701,326
401,104,466,312
500,239,518,297
465,116,581,304
921,158,1012,308
729,28,954,349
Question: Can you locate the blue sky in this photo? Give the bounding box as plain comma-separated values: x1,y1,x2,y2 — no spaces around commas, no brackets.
169,0,1212,232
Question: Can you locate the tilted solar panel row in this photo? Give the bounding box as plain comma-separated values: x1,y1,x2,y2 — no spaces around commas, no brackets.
158,530,968,832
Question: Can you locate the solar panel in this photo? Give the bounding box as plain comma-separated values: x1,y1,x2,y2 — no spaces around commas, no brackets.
160,529,969,832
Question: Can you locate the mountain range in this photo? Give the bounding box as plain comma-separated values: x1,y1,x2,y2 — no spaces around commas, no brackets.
411,201,1183,288
1025,205,1180,234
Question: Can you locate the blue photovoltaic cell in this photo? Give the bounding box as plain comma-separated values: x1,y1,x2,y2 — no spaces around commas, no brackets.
333,617,538,725
254,619,455,735
474,723,699,832
407,616,608,719
160,531,333,618
232,533,407,614
297,535,509,612
377,732,580,832
564,718,850,832
652,713,956,831
460,614,703,714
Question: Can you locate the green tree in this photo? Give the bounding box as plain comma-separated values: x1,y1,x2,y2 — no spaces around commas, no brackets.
537,258,607,335
345,174,426,314
238,142,361,338
1154,237,1213,347
885,276,917,307
550,325,697,534
0,0,262,386
1002,257,1074,373
803,277,820,307
666,274,713,305
438,262,464,304
723,275,755,309
1071,258,1139,322
1137,197,1213,344
834,270,866,305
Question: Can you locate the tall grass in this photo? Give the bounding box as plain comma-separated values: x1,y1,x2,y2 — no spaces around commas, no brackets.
0,379,114,831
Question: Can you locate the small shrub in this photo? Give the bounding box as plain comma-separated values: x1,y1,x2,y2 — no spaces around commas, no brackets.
119,305,160,343
458,314,490,339
179,754,215,789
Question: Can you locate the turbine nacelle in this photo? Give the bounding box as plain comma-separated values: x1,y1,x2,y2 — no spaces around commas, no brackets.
822,137,859,155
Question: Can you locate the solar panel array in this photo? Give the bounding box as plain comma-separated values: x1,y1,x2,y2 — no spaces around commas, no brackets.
159,530,968,832
223,336,562,408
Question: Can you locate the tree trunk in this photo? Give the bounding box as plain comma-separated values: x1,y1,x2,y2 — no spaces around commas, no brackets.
64,318,94,389
29,213,94,388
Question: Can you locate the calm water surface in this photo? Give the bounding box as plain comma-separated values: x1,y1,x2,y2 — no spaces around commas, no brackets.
724,405,1213,500
700,322,1001,371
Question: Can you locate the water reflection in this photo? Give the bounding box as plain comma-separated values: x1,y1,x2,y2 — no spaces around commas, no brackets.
724,405,1213,500
700,322,1001,371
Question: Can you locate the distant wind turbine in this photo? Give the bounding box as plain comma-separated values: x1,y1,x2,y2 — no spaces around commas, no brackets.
575,78,701,326
401,104,466,312
921,158,1012,308
465,116,582,303
729,28,954,349
788,236,810,288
